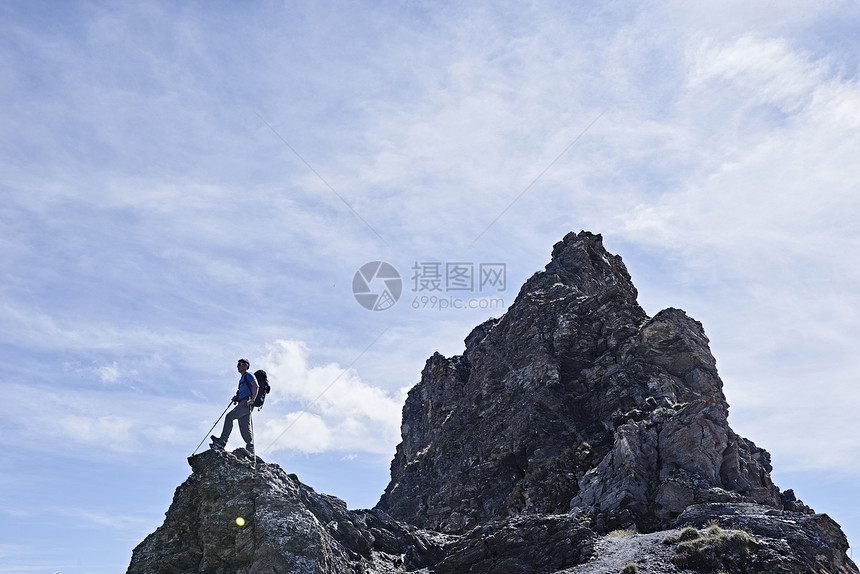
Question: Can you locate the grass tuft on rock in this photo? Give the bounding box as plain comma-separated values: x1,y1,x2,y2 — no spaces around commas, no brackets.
706,519,724,537
672,529,759,573
678,526,701,541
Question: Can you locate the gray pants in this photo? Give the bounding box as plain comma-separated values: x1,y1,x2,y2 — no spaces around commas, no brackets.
218,401,253,449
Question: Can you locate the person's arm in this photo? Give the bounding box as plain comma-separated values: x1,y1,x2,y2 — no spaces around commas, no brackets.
248,375,260,406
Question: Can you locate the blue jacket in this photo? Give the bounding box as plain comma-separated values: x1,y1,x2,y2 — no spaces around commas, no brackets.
236,372,256,401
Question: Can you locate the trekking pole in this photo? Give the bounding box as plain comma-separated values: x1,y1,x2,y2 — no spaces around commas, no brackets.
191,400,233,456
249,402,256,472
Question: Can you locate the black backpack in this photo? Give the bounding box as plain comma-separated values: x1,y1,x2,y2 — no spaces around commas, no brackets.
251,370,270,408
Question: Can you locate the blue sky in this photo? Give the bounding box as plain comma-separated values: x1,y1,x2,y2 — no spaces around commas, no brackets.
2,1,859,572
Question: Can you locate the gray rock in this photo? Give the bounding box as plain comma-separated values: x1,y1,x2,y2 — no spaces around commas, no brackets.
125,449,596,574
675,502,856,573
126,448,435,574
435,515,596,574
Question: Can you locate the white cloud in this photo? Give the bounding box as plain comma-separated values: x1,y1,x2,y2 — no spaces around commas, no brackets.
96,364,120,384
262,411,332,454
685,36,821,110
93,362,141,385
256,340,404,455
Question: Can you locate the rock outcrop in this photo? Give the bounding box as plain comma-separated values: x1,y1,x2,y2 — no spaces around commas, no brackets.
127,231,857,574
128,448,387,573
127,448,598,573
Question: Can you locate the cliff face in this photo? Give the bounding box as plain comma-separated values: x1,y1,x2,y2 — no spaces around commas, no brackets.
376,232,783,534
127,231,857,574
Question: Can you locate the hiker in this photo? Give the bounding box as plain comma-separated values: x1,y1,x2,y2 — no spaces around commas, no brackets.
211,358,259,454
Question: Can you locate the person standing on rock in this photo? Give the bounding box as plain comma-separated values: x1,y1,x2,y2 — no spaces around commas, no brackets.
211,359,259,454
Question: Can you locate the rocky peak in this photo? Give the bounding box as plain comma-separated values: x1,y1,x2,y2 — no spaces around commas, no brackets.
376,231,779,534
524,231,639,301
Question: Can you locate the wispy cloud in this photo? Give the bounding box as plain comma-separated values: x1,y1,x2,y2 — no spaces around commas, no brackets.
0,383,193,456
0,336,407,459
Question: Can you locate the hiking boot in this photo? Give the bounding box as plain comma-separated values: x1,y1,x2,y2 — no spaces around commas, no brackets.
210,436,226,450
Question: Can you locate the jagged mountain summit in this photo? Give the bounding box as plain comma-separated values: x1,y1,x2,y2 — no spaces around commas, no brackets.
127,231,856,574
376,231,785,534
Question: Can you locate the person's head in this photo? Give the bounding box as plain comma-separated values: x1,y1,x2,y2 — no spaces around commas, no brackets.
237,358,250,373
